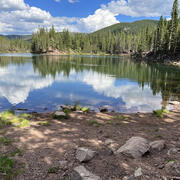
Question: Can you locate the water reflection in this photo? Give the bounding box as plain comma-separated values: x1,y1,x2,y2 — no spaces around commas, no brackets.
0,55,179,112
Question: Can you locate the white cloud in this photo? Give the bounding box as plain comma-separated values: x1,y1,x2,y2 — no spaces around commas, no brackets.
0,0,178,34
79,9,119,32
68,0,79,3
0,0,27,11
102,0,175,17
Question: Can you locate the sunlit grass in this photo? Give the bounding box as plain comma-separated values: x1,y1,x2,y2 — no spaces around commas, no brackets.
38,121,50,126
0,110,31,128
153,109,170,118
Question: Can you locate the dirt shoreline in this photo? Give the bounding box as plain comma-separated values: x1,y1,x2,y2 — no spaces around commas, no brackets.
0,105,180,180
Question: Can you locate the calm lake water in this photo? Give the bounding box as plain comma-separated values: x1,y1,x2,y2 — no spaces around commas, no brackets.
0,53,180,113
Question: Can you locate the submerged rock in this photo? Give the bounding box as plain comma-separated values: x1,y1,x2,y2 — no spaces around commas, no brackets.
71,166,100,180
76,147,96,163
150,140,165,152
116,137,150,158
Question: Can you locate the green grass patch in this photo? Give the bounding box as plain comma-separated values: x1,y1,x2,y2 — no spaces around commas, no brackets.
81,107,89,113
47,166,59,174
38,121,50,126
0,110,31,128
0,155,14,175
114,115,129,120
0,136,12,145
89,120,100,127
10,148,23,157
153,109,170,118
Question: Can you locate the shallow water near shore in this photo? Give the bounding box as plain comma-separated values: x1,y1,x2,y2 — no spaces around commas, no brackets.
0,53,180,113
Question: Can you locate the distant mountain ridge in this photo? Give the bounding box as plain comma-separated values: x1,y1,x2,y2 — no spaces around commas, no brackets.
93,20,158,34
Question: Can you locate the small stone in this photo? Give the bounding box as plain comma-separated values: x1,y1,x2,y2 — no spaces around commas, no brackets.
134,168,143,177
104,139,119,153
54,111,66,117
59,161,68,170
167,148,180,155
165,161,180,176
76,147,96,163
150,140,165,152
71,166,100,180
116,137,150,159
99,106,109,113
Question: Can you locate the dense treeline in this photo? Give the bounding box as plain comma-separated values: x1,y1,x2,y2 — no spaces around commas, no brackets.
31,24,156,54
0,36,30,52
153,0,180,56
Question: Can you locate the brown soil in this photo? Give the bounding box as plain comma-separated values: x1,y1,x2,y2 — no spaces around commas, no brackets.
0,105,180,180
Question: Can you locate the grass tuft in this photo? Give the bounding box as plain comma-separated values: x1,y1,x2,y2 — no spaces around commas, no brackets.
0,155,14,175
38,121,50,126
89,120,100,127
0,136,12,145
47,166,59,174
153,109,170,118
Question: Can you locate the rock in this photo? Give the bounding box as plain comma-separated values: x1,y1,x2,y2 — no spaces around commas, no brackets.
167,148,180,156
99,105,109,113
104,139,119,153
54,111,66,117
71,166,100,180
76,147,96,163
59,161,68,170
60,105,73,111
169,101,180,105
116,137,150,159
165,161,180,176
150,140,165,152
134,168,143,177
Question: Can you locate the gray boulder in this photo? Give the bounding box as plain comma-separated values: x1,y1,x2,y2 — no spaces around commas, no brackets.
150,140,165,152
116,137,150,158
76,147,96,163
71,166,100,180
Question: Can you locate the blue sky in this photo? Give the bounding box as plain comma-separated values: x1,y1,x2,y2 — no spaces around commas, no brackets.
0,0,176,34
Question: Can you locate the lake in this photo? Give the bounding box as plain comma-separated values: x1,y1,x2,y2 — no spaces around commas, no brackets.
0,53,180,113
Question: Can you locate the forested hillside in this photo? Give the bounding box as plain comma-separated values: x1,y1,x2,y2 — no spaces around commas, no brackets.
94,20,158,34
0,36,30,52
31,21,156,54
